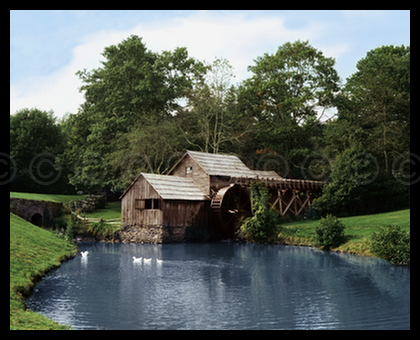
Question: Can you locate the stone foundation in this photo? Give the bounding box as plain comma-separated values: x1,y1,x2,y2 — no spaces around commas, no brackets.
120,224,189,243
120,223,210,243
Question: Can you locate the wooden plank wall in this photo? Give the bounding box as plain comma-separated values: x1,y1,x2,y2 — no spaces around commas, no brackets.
162,200,207,227
122,175,207,228
169,155,210,196
121,176,162,226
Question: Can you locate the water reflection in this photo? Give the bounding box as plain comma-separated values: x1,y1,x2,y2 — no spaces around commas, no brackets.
27,243,410,330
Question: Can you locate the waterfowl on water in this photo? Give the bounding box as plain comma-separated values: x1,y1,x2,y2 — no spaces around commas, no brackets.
132,256,142,262
156,259,163,264
81,251,89,257
143,258,152,263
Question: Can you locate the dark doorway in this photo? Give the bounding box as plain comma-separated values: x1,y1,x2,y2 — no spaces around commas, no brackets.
31,213,43,227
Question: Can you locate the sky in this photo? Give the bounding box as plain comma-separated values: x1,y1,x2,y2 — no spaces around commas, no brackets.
10,10,410,119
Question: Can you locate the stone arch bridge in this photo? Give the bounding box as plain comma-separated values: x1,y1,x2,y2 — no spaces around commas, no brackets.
10,197,64,229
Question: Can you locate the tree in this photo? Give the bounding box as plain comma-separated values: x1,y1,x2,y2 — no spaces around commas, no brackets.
332,45,410,174
68,35,206,192
177,58,252,154
319,45,410,215
240,40,340,175
10,108,68,193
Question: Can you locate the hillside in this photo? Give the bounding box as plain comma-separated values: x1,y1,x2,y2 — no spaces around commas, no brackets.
10,212,77,330
279,209,410,256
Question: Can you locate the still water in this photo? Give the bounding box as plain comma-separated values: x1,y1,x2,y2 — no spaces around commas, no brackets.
27,243,410,330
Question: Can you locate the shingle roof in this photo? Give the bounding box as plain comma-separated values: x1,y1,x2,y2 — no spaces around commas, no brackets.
186,150,256,177
142,173,209,201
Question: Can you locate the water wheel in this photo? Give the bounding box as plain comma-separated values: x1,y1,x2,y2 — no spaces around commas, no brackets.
210,185,251,238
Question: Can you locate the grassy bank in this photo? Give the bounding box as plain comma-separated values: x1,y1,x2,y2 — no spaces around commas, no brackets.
10,191,81,204
11,191,122,241
279,209,410,257
10,213,77,330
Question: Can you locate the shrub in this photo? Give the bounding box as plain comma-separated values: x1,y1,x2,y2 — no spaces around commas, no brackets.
314,214,346,249
238,183,279,243
370,225,410,265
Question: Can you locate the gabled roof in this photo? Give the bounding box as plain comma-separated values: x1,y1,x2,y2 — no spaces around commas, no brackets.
120,173,209,201
171,150,256,178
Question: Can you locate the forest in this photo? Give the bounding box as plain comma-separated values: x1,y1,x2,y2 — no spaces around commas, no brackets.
10,35,410,216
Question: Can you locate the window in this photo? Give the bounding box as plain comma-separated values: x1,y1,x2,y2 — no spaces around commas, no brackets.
135,199,145,210
152,199,160,210
135,199,160,210
186,166,193,174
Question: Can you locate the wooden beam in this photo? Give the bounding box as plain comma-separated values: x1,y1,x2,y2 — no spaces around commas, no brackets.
283,191,297,216
297,191,311,215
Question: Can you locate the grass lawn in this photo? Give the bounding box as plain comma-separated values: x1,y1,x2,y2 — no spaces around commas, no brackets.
279,209,410,256
10,191,121,220
10,191,81,205
79,201,121,220
10,213,77,330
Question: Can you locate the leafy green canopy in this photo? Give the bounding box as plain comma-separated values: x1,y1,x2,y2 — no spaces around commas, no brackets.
68,35,206,191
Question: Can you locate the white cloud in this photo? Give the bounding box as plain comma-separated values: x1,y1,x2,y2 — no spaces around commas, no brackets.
10,11,331,119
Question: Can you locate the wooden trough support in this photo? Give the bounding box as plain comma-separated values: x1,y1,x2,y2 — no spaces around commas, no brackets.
270,190,313,217
229,176,326,217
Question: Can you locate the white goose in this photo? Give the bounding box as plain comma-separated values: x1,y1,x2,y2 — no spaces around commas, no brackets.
81,251,89,258
143,258,152,263
156,259,163,264
132,256,142,263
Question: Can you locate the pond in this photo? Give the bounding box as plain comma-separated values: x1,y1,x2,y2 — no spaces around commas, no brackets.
27,243,410,330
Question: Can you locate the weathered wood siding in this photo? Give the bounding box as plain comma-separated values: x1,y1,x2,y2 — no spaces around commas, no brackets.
169,154,211,196
161,200,207,227
121,176,162,227
121,175,207,229
210,176,231,193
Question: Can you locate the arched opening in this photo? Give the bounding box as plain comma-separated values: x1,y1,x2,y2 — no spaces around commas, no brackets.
31,213,43,227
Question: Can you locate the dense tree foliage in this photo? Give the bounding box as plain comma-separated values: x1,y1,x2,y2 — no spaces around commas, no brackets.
67,35,206,191
239,40,340,175
318,45,410,215
10,108,70,193
9,36,410,216
238,183,279,243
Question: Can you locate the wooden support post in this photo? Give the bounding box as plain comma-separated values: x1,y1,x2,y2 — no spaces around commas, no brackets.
297,191,311,215
283,191,296,216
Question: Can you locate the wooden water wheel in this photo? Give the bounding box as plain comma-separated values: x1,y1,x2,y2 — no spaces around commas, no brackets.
210,184,251,238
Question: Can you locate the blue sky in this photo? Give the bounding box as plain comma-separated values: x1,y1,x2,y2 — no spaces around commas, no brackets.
10,10,410,119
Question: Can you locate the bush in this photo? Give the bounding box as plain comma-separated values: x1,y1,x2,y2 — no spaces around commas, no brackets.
238,183,279,243
370,225,410,265
314,214,346,249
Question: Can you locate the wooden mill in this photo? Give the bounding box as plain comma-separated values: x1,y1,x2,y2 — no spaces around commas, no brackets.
120,150,325,242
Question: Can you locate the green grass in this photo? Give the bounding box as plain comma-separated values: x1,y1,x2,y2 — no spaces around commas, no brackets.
279,209,410,256
10,191,81,204
10,191,121,220
10,213,77,330
80,201,121,220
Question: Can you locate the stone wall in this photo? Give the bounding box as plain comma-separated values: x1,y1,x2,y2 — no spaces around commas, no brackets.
10,198,64,229
120,223,211,243
120,224,189,243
